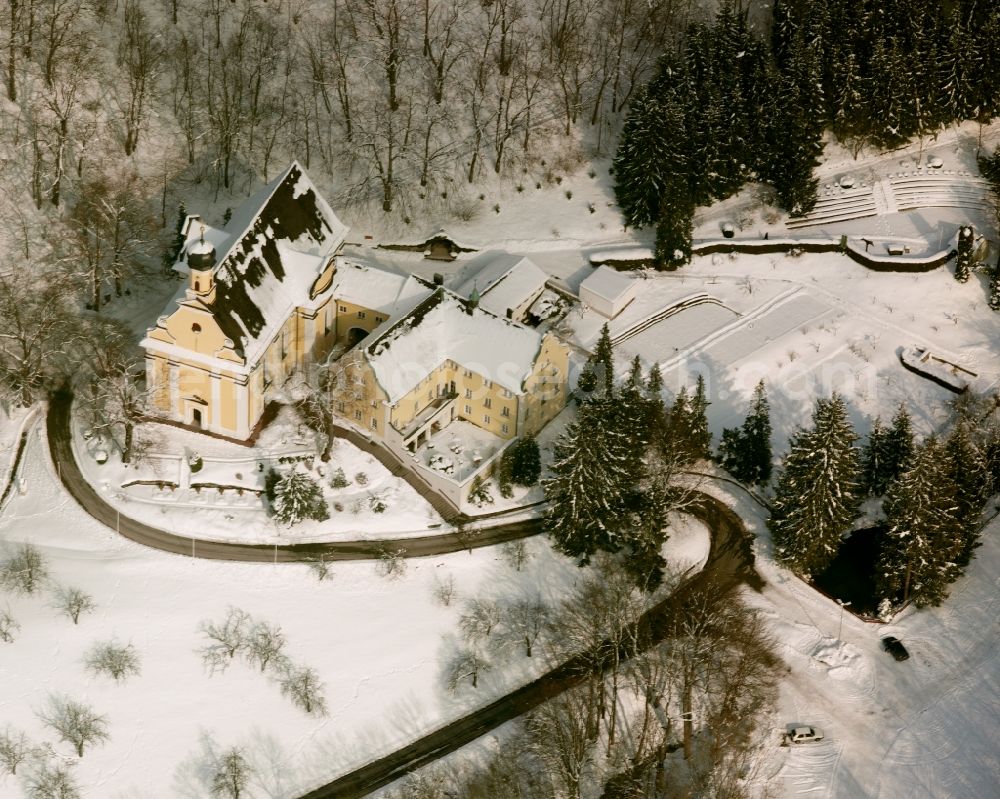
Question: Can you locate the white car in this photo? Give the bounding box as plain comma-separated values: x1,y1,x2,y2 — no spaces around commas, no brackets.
785,725,824,744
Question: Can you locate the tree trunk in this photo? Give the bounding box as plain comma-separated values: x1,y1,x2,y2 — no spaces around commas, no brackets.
682,681,693,761
123,421,133,464
6,0,16,102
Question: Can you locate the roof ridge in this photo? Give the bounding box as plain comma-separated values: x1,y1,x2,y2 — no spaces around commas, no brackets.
211,162,299,276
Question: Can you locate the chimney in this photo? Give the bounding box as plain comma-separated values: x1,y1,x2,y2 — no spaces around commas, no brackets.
433,272,444,286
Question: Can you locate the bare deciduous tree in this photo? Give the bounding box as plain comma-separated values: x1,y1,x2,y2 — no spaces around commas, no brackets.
84,640,141,683
523,684,597,799
458,597,502,643
53,585,95,625
0,727,30,775
211,746,252,799
0,542,49,595
445,644,491,690
0,606,20,643
306,554,333,582
198,607,251,674
375,546,407,579
500,539,530,571
118,0,163,156
277,664,328,715
0,275,75,407
36,695,110,758
76,319,151,464
498,596,548,657
245,619,286,673
22,757,81,799
431,571,456,606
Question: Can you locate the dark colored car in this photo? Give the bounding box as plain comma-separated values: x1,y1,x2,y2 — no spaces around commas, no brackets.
881,636,909,661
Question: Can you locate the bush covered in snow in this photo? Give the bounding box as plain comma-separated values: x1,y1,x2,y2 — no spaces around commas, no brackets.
271,471,329,526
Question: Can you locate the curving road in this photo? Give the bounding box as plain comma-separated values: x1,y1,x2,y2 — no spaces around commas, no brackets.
46,391,544,562
297,498,759,798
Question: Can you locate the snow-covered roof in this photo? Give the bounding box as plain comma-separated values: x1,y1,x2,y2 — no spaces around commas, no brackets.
330,259,434,315
170,162,349,364
456,252,548,318
364,289,545,403
579,265,639,303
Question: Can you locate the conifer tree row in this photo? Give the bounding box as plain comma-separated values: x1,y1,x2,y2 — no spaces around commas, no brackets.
545,330,712,588
615,0,1000,268
719,379,773,485
768,394,861,577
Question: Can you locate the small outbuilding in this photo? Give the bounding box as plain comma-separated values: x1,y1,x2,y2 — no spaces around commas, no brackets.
579,265,639,319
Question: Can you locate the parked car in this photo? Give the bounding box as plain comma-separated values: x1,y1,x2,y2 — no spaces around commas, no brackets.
881,636,910,661
784,726,825,745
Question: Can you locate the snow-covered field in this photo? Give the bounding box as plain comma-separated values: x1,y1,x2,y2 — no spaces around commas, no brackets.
0,419,707,798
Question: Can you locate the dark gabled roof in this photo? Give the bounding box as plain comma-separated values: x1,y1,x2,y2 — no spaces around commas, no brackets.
208,163,347,358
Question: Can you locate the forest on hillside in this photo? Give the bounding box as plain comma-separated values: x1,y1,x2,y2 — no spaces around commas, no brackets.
0,0,696,226
613,0,1000,266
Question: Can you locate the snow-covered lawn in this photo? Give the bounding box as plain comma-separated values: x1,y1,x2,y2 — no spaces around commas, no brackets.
0,422,708,798
73,406,444,544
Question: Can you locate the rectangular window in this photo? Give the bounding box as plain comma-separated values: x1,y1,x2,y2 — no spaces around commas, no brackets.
465,388,472,399
428,389,433,399
279,330,287,360
339,305,347,312
501,406,510,417
371,418,378,430
371,400,377,407
354,409,362,420
375,316,384,323
502,423,509,434
484,397,492,409
336,401,345,413
502,389,512,399
465,404,472,415
325,307,332,334
484,414,491,424
357,311,366,319
464,368,473,377
485,379,493,388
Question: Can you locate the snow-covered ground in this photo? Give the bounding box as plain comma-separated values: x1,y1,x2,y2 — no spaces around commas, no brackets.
0,420,707,798
74,406,444,544
703,481,1000,799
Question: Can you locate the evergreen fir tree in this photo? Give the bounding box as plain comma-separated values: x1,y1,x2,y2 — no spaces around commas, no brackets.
163,202,187,274
544,402,632,562
989,262,1000,311
506,436,541,486
861,417,890,496
944,419,989,566
272,471,329,526
690,374,711,459
718,427,746,480
877,437,963,608
955,225,974,282
666,386,695,463
883,405,916,490
577,360,597,394
645,363,669,453
616,358,651,480
768,394,861,577
743,379,773,484
654,186,694,269
593,324,615,397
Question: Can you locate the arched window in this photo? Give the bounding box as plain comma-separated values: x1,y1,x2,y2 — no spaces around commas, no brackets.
192,323,202,333
194,280,200,292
